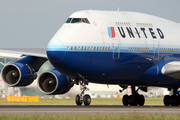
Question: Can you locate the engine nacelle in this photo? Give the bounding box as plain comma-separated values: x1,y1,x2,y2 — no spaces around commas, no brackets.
38,69,74,95
1,63,37,87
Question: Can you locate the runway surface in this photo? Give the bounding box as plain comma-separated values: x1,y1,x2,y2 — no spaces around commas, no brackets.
0,105,180,114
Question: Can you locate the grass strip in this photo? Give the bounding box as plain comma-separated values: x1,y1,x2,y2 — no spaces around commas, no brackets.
0,97,164,106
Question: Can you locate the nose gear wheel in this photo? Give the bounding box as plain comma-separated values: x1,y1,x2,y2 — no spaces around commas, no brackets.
75,78,91,106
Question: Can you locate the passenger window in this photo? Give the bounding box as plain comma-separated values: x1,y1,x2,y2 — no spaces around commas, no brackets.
109,47,111,51
78,46,80,50
88,47,90,51
67,46,69,50
106,47,107,51
71,46,73,50
103,47,105,51
100,47,102,51
85,47,87,51
94,47,96,51
91,47,93,51
82,47,84,50
97,47,99,51
75,46,77,50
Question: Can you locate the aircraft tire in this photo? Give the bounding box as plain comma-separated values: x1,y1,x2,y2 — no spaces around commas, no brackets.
138,95,145,106
75,94,82,106
170,95,179,106
130,95,138,106
83,94,91,106
163,95,170,106
122,95,129,106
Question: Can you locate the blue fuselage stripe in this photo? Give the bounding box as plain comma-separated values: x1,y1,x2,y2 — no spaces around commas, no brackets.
47,49,180,87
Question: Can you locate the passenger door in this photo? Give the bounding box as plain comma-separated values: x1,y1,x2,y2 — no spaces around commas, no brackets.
112,39,120,59
153,40,159,60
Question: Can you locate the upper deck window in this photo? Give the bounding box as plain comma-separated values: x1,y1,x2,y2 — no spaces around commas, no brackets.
65,18,90,24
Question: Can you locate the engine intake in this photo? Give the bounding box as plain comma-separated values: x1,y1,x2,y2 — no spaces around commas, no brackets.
38,69,74,95
1,63,37,87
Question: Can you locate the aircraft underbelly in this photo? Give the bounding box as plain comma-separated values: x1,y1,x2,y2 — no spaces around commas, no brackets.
47,51,153,82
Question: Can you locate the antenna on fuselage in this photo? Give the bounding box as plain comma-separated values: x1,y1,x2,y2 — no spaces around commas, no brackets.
117,7,119,11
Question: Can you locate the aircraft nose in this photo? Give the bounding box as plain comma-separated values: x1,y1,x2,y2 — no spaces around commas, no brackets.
46,40,66,62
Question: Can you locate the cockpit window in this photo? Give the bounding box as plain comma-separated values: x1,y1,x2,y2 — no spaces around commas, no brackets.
65,18,90,24
83,18,90,24
71,18,82,23
66,18,72,23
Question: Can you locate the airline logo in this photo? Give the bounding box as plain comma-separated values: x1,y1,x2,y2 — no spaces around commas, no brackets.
107,27,115,38
117,27,164,39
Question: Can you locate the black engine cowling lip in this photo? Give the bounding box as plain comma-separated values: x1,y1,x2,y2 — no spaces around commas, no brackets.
37,71,59,95
1,64,21,87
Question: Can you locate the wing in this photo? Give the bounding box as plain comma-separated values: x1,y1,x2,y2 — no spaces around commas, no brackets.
0,48,73,95
0,48,48,72
0,48,47,58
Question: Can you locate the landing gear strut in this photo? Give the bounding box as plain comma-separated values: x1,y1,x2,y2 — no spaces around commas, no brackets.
122,86,145,106
75,79,91,106
163,88,180,106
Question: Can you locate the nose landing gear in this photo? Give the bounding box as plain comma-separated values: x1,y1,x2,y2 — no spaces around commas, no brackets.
75,79,91,106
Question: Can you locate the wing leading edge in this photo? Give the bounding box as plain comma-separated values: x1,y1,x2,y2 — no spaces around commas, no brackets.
0,48,47,59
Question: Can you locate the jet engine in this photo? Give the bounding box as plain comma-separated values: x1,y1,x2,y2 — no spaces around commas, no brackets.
1,63,37,87
38,69,74,95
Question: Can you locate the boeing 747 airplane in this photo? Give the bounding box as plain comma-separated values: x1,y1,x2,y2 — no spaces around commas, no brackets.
1,10,180,106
